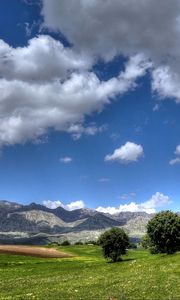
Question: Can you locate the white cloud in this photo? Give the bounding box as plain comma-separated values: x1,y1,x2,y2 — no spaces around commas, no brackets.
175,145,180,155
67,123,107,140
152,66,180,103
141,192,171,212
41,0,180,103
0,34,149,147
43,200,63,209
169,158,180,165
43,200,85,210
169,145,180,165
2,1,180,148
0,35,91,82
96,192,171,214
41,0,180,62
59,156,72,163
66,200,85,210
105,142,143,163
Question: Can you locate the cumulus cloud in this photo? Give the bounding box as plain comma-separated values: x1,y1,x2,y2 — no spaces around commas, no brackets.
41,0,180,103
0,35,91,82
2,1,180,148
0,37,149,147
43,199,85,210
43,200,62,209
152,66,180,103
66,200,85,210
59,156,72,163
96,192,171,214
44,193,170,213
105,142,143,163
42,0,180,61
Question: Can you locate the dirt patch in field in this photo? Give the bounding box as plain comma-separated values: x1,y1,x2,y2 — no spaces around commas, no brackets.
0,245,72,258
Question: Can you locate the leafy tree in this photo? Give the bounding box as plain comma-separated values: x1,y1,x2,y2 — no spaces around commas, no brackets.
74,241,83,245
98,227,129,262
129,242,138,249
85,240,98,245
61,240,71,246
147,211,180,254
141,234,152,249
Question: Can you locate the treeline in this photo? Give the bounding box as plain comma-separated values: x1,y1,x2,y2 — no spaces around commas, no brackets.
48,240,98,247
49,210,180,263
98,210,180,262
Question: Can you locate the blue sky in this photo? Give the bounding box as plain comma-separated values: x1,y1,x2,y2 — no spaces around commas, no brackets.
0,0,180,213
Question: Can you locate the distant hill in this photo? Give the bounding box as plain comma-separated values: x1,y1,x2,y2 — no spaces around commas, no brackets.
0,200,153,244
0,200,23,211
110,211,153,222
53,207,96,222
74,212,125,231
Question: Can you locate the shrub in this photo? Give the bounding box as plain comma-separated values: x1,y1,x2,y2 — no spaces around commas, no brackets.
128,243,137,249
85,240,97,245
74,241,84,245
141,234,152,249
98,227,129,262
61,240,71,246
147,210,180,254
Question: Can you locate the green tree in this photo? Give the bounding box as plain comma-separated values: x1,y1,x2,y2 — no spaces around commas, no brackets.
98,227,129,262
141,234,152,249
147,210,180,254
61,240,71,246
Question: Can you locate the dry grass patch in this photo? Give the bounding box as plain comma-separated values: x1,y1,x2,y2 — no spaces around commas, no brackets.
0,245,72,258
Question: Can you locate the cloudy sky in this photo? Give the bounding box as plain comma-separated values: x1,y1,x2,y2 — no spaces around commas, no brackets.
0,0,180,214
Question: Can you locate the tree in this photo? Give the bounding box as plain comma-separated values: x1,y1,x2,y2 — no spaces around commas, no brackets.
141,234,152,249
98,227,129,262
61,240,71,246
147,210,180,254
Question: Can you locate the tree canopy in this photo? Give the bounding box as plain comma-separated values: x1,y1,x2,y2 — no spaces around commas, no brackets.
98,227,129,262
147,210,180,254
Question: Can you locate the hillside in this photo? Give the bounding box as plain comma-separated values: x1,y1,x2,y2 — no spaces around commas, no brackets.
0,200,153,244
74,212,125,231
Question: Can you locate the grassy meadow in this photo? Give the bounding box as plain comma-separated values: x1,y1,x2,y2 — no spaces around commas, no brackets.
0,245,179,300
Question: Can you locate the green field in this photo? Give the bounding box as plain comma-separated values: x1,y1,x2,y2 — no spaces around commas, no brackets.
0,245,179,300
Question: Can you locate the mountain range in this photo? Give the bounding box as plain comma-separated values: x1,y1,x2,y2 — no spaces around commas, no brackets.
0,200,153,245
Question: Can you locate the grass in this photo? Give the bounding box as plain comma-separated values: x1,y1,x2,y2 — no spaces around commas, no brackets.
0,245,179,300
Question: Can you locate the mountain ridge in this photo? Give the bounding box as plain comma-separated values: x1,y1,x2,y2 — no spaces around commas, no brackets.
0,200,153,244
